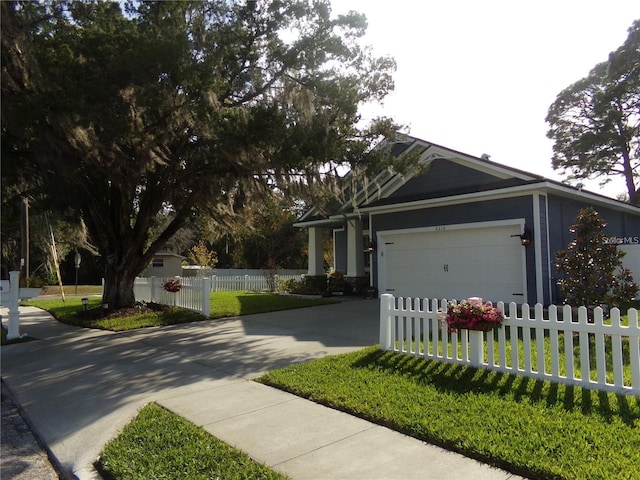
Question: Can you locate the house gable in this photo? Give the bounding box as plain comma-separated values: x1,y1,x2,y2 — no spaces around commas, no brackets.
388,158,517,201
357,139,540,208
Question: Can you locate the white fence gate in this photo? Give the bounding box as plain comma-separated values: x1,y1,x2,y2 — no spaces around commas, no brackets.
134,276,210,316
379,294,640,396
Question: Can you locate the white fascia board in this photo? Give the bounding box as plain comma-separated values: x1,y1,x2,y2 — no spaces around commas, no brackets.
294,211,363,228
360,181,639,215
293,218,343,228
155,252,186,259
539,182,640,214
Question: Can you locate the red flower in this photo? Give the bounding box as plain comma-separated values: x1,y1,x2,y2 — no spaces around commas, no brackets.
163,278,182,293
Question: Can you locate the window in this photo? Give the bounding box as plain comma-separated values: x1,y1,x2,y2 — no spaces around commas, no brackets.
152,258,164,268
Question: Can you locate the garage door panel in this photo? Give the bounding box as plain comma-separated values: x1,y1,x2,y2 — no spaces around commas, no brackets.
381,225,525,304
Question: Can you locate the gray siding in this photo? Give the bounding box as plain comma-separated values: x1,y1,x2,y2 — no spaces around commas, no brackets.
390,159,504,199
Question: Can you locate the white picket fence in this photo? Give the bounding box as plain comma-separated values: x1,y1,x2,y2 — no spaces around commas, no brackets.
134,276,210,316
379,294,640,396
209,274,304,292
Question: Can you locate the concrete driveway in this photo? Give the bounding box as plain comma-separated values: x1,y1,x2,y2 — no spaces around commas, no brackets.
1,299,381,478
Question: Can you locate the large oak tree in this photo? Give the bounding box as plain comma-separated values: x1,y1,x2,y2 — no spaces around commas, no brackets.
546,20,640,205
2,0,399,308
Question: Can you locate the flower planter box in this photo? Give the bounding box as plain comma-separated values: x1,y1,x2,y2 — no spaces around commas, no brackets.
444,298,504,333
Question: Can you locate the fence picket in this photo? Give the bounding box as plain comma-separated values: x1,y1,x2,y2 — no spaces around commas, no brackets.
593,308,606,386
380,294,640,396
549,305,560,379
561,305,574,383
629,309,640,392
522,306,532,373
534,304,546,376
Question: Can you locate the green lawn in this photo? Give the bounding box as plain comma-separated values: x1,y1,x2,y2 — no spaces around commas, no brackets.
208,291,333,318
257,346,640,480
97,403,289,480
24,291,334,331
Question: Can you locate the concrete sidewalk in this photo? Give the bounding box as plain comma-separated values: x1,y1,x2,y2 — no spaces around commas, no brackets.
1,302,524,480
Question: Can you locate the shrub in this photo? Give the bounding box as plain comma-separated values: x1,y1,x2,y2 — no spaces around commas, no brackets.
280,275,327,295
555,208,638,307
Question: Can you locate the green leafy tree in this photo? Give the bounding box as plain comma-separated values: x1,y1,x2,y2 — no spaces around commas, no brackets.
229,196,307,270
555,208,638,308
1,1,400,308
546,20,640,205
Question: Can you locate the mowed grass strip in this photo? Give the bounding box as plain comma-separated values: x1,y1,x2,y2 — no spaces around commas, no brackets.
25,291,334,331
208,291,334,318
23,297,205,331
97,403,289,480
257,346,640,480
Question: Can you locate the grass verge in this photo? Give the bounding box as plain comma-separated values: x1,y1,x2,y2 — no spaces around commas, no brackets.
208,291,334,319
257,346,640,480
23,297,205,331
24,291,334,331
97,403,289,480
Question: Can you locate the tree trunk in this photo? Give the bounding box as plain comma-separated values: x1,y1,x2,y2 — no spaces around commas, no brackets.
102,256,140,310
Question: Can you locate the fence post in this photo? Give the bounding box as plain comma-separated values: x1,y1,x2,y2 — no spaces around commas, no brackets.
468,330,484,367
202,277,211,317
211,275,216,292
244,275,249,291
379,293,393,350
150,276,157,303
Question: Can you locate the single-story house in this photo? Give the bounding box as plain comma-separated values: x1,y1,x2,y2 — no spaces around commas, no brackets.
141,252,185,278
294,135,640,305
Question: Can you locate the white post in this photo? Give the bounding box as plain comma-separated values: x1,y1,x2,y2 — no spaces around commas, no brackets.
308,227,324,276
379,293,394,350
7,271,22,340
150,276,157,303
346,219,364,277
468,330,484,367
202,277,211,317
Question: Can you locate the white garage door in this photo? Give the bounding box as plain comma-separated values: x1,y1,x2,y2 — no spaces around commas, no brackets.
379,224,526,304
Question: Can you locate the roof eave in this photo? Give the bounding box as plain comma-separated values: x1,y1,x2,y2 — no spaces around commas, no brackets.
359,181,639,215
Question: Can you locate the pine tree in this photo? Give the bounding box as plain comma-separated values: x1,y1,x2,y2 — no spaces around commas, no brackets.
555,208,638,307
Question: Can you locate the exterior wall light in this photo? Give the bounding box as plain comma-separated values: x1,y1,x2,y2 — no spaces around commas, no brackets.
366,240,377,253
512,227,532,246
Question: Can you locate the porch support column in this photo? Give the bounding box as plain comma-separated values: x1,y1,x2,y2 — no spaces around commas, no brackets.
346,218,365,277
308,227,324,276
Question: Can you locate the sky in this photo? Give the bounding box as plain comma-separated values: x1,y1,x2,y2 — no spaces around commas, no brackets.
331,0,639,199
